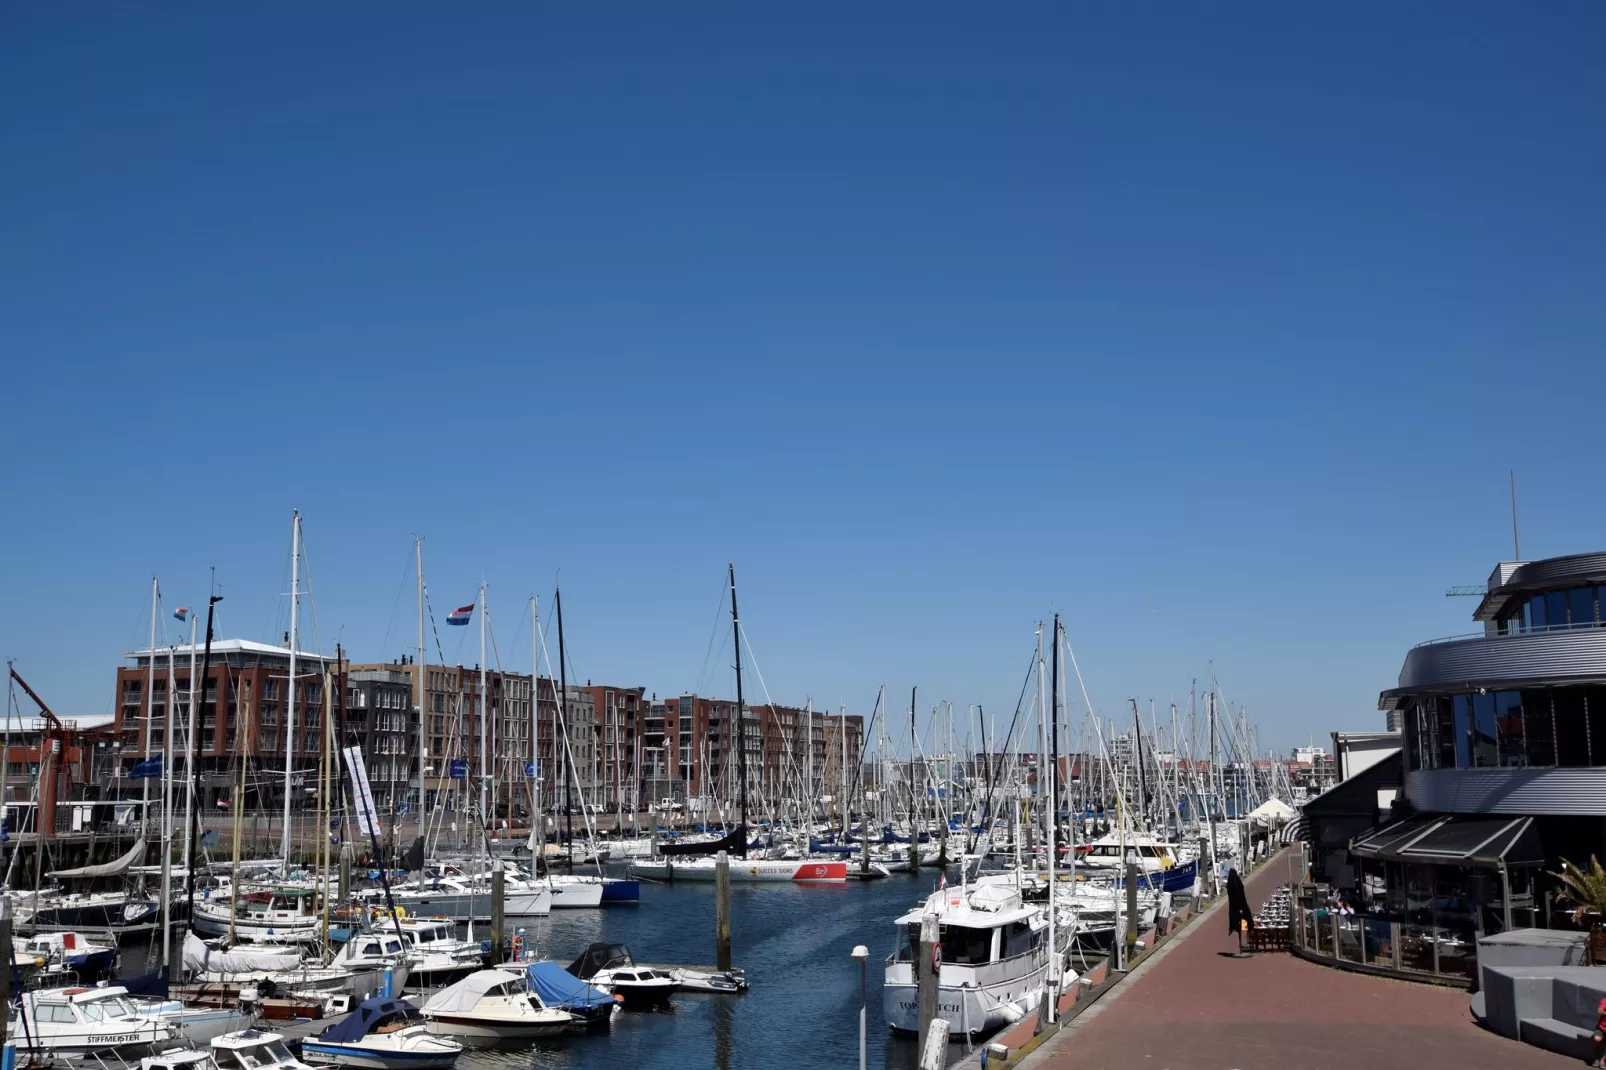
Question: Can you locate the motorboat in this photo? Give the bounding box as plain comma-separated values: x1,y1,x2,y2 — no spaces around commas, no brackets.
523,961,618,1028
302,997,463,1070
883,881,1068,1037
380,917,483,985
14,930,118,974
14,984,178,1056
1074,831,1184,877
420,969,574,1041
210,1029,315,1070
193,888,324,943
566,943,677,1009
330,931,421,981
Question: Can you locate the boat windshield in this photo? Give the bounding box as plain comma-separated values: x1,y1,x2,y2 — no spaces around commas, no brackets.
267,1041,295,1063
79,999,135,1022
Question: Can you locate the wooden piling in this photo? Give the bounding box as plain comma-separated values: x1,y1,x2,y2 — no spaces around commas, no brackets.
1125,861,1139,959
715,850,731,972
917,912,940,1056
490,860,505,965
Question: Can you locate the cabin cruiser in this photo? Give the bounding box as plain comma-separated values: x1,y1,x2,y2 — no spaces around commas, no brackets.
420,969,574,1041
193,888,324,942
1074,832,1183,877
523,961,618,1027
378,917,483,985
302,997,463,1070
566,943,678,1008
883,882,1069,1037
15,984,178,1056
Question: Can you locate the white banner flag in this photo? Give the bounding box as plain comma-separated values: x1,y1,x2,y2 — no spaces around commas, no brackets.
343,745,381,840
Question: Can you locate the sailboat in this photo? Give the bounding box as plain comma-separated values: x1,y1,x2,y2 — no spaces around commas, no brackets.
630,565,847,884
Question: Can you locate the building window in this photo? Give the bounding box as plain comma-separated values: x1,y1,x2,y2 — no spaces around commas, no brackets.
1494,691,1525,768
1556,689,1590,767
1452,694,1473,768
1523,689,1556,768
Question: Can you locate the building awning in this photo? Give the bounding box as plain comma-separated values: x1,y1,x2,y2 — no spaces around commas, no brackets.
1349,813,1542,868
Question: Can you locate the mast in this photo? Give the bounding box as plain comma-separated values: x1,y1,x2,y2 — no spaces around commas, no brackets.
183,593,222,945
227,689,249,945
729,563,748,858
478,584,489,894
283,510,301,868
160,643,176,967
1206,688,1220,888
143,577,158,838
415,538,427,892
1045,620,1058,1019
181,610,199,876
530,596,540,847
556,587,575,867
907,687,917,841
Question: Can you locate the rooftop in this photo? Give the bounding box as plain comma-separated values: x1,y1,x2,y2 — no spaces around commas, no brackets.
125,639,334,663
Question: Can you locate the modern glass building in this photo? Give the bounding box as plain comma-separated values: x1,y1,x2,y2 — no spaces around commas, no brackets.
1364,551,1606,958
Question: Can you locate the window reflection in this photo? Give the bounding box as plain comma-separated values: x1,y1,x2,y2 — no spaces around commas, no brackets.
1572,587,1598,628
1556,690,1589,767
1452,695,1472,768
1523,689,1555,767
1471,693,1498,767
1494,691,1525,767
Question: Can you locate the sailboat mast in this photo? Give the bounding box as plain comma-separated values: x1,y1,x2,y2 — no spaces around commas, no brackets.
729,564,748,858
415,538,427,893
282,510,300,867
184,593,222,941
556,587,574,866
160,643,176,968
143,577,157,833
530,596,540,836
479,584,489,875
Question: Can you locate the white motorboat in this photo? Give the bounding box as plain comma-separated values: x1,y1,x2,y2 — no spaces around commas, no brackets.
378,917,483,985
14,930,118,974
421,969,574,1041
210,1029,315,1070
1074,831,1183,877
883,881,1069,1037
302,996,463,1070
15,984,178,1056
566,943,678,1008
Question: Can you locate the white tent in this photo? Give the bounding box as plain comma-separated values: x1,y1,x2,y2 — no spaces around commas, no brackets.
1247,798,1296,826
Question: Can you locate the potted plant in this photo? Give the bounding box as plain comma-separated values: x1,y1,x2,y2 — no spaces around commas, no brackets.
1550,856,1606,963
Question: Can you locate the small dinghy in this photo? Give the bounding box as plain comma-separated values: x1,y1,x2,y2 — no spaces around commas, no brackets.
302,997,463,1070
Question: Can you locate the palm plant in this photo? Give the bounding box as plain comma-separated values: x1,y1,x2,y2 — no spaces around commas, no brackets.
1550,856,1606,927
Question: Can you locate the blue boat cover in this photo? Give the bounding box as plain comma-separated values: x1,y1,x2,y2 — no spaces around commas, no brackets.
528,960,614,1009
317,998,422,1043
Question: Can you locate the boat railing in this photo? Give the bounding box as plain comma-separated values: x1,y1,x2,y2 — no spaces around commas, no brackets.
1413,620,1606,648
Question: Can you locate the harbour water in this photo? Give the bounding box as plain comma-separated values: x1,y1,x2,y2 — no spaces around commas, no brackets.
126,866,972,1070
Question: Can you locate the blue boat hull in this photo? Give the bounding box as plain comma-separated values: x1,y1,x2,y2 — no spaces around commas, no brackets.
600,879,640,903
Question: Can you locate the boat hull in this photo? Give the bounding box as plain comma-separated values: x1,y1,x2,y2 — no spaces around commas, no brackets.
882,962,1049,1037
422,1016,568,1041
631,860,847,882
300,1042,460,1070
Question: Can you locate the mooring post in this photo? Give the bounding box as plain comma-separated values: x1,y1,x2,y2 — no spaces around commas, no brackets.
715,850,732,971
917,911,940,1057
490,859,505,965
1125,861,1140,960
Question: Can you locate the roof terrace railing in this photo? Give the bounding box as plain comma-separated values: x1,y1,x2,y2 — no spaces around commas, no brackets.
1414,620,1606,648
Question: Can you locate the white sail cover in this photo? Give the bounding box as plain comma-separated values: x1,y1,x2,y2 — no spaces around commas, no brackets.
183,932,303,974
423,969,523,1013
48,838,146,878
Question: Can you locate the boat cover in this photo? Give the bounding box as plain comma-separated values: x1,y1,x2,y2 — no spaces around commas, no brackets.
48,839,146,878
183,932,303,974
526,961,613,1009
657,825,745,857
317,998,423,1042
423,969,523,1013
566,942,632,980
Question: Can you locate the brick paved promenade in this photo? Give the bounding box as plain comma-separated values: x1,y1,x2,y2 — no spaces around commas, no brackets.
1023,850,1574,1070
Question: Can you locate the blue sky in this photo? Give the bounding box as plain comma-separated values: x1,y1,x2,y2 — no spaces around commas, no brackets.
2,4,1603,754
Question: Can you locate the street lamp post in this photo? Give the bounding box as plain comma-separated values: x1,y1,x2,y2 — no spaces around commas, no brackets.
851,944,869,1070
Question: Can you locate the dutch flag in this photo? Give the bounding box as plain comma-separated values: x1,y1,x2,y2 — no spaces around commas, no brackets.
173,607,189,622
447,603,474,626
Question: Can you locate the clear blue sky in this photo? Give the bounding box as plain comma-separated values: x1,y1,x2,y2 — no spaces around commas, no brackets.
3,4,1603,754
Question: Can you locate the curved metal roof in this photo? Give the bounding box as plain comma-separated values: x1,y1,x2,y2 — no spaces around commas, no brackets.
1474,552,1606,621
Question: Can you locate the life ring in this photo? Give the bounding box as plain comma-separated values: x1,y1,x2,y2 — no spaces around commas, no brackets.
510,933,525,958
